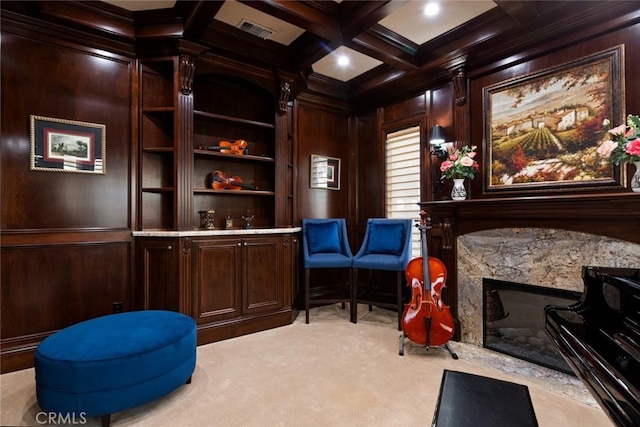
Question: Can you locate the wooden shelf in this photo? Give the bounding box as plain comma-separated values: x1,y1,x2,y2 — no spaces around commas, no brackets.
143,147,174,153
193,110,275,129
420,192,640,243
194,188,275,196
143,107,174,113
142,187,174,193
193,149,274,163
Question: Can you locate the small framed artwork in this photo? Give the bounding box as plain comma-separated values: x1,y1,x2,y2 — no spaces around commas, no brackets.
310,154,341,190
483,45,624,194
30,115,106,174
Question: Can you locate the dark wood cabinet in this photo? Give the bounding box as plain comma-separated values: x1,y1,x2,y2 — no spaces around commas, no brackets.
136,238,179,311
192,236,242,322
241,235,285,315
191,235,285,320
136,231,297,345
135,55,298,345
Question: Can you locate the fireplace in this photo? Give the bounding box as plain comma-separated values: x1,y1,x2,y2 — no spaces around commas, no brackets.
420,193,640,346
483,278,581,374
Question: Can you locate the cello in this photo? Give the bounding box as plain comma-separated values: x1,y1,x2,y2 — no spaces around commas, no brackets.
400,210,457,358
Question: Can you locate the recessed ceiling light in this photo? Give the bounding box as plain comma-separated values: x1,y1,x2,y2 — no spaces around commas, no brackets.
424,2,440,17
337,55,350,67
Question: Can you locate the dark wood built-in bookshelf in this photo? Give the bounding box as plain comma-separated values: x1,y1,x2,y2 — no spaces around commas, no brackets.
136,55,298,349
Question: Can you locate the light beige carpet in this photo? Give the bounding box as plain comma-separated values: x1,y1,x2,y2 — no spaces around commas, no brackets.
1,304,612,426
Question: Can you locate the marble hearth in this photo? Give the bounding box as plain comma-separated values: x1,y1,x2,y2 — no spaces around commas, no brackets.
456,228,640,345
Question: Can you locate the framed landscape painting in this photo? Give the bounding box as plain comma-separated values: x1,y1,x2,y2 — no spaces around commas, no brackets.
483,46,624,193
30,115,106,174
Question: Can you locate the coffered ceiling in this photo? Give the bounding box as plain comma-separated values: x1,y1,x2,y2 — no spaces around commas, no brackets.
62,1,640,106
105,0,496,82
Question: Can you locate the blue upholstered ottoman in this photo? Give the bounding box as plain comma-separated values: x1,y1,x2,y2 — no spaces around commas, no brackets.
35,310,196,427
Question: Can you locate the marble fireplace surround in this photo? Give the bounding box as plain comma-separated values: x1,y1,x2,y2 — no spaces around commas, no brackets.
457,228,639,344
420,192,640,345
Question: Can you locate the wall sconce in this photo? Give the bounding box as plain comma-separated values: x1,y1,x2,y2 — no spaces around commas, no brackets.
429,125,448,159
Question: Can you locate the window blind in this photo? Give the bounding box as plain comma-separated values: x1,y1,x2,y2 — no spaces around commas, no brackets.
386,126,421,257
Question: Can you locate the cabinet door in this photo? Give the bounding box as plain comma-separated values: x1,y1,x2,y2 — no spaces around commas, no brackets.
290,234,301,311
137,238,178,311
192,238,242,323
242,235,284,315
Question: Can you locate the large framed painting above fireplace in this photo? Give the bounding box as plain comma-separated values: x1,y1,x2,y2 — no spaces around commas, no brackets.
482,45,625,194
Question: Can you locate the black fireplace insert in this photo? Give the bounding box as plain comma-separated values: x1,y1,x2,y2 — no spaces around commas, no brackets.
483,278,581,374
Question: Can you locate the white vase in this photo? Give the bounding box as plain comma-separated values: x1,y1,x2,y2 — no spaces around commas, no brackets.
451,178,467,200
631,161,640,193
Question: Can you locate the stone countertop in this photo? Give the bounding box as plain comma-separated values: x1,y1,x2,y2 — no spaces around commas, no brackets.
133,227,301,237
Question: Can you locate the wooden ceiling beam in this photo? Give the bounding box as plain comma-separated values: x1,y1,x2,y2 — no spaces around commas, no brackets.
337,1,418,72
175,0,224,39
37,0,135,39
337,0,407,40
278,1,419,76
493,0,538,24
290,35,342,72
242,1,418,73
347,32,417,72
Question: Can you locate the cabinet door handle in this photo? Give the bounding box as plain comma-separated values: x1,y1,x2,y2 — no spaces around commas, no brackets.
167,245,172,250
237,242,242,246
243,242,248,246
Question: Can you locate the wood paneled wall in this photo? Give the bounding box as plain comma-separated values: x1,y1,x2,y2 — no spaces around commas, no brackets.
1,32,134,372
294,101,352,223
355,109,382,227
1,35,133,229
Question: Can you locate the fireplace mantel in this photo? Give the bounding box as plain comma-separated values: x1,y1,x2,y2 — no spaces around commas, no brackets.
420,192,640,244
418,192,640,340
